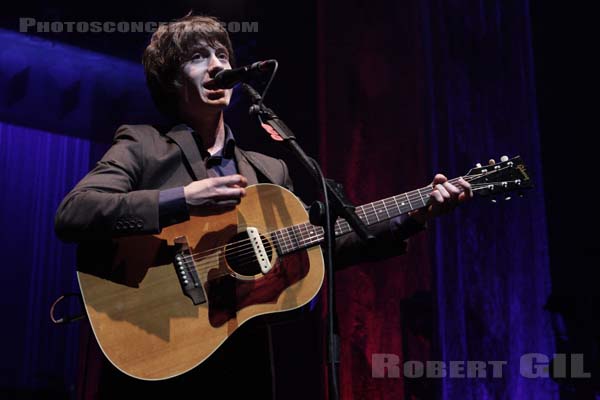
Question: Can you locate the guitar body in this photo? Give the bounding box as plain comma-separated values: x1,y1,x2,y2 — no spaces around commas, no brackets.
77,184,324,380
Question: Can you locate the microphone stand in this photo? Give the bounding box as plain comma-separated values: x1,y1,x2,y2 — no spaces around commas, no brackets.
243,84,375,400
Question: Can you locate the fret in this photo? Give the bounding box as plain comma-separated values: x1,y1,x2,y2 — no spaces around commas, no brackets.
297,223,307,247
297,227,307,248
297,225,306,245
392,195,403,214
422,187,431,206
314,225,324,242
398,195,409,212
274,230,288,254
283,229,292,253
377,199,391,219
335,219,344,235
382,199,392,218
282,228,293,252
341,217,352,235
271,231,280,253
310,228,324,247
370,202,379,223
404,192,413,210
303,223,317,244
290,226,301,249
302,224,309,239
305,223,315,244
305,224,321,248
415,189,425,207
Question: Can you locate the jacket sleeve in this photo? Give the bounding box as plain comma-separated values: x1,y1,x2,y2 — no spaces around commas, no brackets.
333,215,425,269
54,125,161,242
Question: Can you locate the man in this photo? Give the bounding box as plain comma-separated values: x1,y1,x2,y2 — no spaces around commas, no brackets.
55,14,471,399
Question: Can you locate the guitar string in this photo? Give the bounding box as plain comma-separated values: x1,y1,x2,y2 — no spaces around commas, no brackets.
138,166,519,284
177,173,511,269
132,177,498,293
145,179,522,286
166,180,517,283
181,174,475,261
181,181,513,274
163,180,519,285
179,163,519,264
181,170,512,264
102,167,524,290
178,177,468,266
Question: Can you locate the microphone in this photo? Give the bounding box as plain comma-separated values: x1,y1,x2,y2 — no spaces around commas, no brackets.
241,83,262,104
205,60,276,90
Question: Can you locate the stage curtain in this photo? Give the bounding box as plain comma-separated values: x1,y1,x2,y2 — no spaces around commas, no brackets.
0,122,90,397
316,1,432,398
316,0,557,398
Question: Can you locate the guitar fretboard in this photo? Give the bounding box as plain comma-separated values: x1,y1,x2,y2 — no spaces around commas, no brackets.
271,183,445,255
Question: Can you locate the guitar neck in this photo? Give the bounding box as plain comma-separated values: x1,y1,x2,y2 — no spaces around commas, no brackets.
272,176,462,255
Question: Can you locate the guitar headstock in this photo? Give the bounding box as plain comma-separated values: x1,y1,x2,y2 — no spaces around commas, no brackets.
464,156,533,199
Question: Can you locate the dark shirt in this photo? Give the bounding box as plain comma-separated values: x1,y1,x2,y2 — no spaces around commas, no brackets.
158,125,237,228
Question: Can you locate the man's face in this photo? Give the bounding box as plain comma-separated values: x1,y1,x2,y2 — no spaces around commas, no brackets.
179,41,233,112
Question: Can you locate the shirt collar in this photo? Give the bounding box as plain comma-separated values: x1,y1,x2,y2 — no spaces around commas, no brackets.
188,124,236,160
221,124,236,159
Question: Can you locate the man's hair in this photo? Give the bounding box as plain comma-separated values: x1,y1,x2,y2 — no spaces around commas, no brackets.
142,15,236,119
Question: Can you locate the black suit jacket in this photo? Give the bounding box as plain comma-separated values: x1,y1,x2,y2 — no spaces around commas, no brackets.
55,124,421,268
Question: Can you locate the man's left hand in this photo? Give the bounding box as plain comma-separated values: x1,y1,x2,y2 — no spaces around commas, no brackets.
409,174,472,224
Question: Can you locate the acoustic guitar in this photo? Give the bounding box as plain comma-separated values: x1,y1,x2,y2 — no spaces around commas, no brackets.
77,156,531,380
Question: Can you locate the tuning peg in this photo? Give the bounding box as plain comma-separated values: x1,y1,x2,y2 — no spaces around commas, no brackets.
488,159,496,165
475,163,482,168
491,197,497,203
500,155,509,162
505,196,512,201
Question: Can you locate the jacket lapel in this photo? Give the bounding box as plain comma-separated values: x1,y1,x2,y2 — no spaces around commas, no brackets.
234,147,259,185
165,124,208,181
165,124,276,186
235,147,283,186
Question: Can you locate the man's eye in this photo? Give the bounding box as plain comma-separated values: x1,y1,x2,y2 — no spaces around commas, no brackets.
217,53,229,61
191,53,204,61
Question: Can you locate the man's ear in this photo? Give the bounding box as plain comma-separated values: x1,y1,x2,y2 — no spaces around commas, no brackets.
172,69,188,102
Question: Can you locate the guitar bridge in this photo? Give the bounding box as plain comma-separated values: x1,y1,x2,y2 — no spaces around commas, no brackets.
173,236,207,305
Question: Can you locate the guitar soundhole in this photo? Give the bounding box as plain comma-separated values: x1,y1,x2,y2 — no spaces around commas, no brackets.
225,232,273,277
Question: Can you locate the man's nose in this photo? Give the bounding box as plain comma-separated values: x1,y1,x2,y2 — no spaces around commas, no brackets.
207,54,226,78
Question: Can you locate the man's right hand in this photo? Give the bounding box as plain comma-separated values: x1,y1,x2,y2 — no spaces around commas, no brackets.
183,174,248,207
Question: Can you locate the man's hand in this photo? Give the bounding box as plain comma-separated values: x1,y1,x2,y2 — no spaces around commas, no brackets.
409,174,472,224
184,174,248,207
